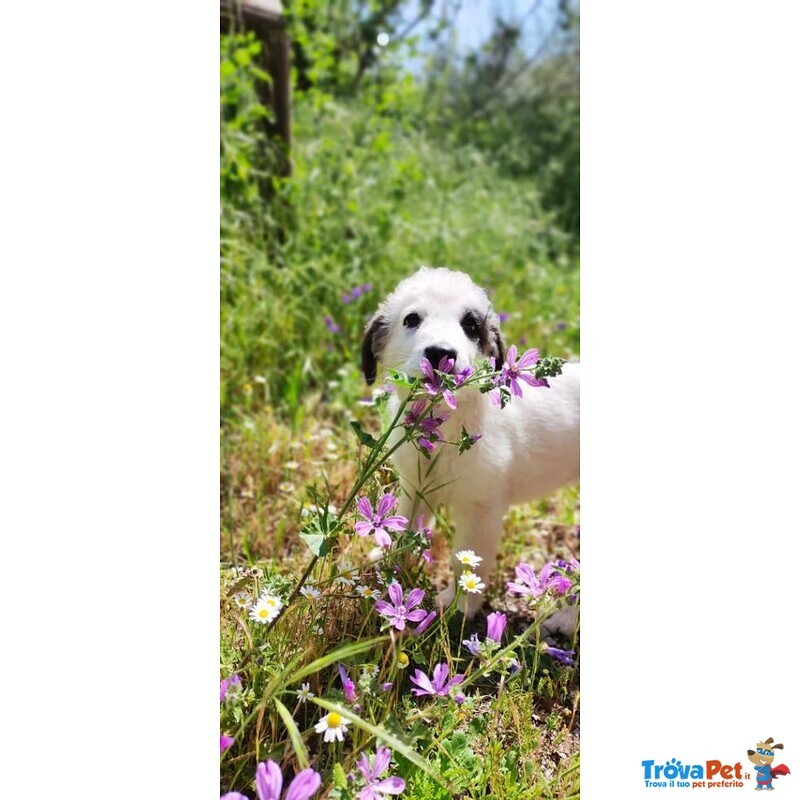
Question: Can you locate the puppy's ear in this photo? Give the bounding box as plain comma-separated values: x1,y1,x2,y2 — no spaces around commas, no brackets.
483,316,505,367
361,313,388,385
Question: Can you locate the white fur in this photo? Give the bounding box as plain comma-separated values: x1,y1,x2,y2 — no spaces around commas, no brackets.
364,267,579,618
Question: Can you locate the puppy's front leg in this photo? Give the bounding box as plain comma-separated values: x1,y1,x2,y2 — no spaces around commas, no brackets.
438,501,505,618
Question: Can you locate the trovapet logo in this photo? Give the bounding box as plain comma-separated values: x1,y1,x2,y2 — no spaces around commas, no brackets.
641,737,791,791
641,758,745,789
746,737,791,791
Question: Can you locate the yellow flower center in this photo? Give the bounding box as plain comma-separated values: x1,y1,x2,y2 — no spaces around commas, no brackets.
258,609,269,618
465,578,477,588
398,653,409,667
326,712,342,728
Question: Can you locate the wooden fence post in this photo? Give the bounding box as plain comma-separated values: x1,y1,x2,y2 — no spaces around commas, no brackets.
220,0,291,176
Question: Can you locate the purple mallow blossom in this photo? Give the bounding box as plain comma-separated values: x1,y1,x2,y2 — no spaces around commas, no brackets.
544,645,575,666
409,662,465,698
501,345,549,397
420,356,457,409
506,563,547,598
341,283,373,304
506,562,573,598
414,609,437,635
220,674,241,702
338,663,357,703
486,611,507,643
497,312,510,323
255,760,322,800
375,582,428,631
462,632,481,656
404,400,449,453
355,746,406,800
355,494,408,547
220,734,235,754
463,611,506,655
324,316,341,335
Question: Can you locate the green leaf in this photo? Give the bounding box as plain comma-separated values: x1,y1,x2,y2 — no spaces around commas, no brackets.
386,369,415,388
273,696,309,768
298,531,333,557
287,636,388,685
350,420,378,448
311,696,447,788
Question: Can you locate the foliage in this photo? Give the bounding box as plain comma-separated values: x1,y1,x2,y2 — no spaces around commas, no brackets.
220,3,581,797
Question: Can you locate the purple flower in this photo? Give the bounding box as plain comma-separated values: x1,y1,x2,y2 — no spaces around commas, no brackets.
220,674,241,702
255,760,322,800
497,312,510,323
409,663,464,698
354,494,408,547
341,292,353,304
420,356,457,409
375,582,428,631
453,365,473,386
453,691,466,705
462,632,481,656
355,746,405,800
486,611,507,643
500,345,548,398
555,321,567,331
506,563,546,598
414,609,437,635
220,734,235,754
404,400,449,453
324,316,341,335
544,646,575,666
380,682,393,691
507,562,573,598
338,663,357,703
221,794,249,800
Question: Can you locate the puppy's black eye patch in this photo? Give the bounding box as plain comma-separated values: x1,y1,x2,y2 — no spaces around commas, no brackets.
460,312,481,340
403,312,421,329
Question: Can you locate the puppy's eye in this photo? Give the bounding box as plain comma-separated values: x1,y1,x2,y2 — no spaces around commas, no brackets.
403,312,421,329
460,314,480,339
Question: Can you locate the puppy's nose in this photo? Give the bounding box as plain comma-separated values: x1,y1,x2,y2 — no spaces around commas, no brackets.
424,346,457,369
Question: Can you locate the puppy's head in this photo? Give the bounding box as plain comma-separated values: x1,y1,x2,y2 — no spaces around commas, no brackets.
361,267,505,385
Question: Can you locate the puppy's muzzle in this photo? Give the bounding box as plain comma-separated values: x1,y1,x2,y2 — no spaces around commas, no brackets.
424,346,457,367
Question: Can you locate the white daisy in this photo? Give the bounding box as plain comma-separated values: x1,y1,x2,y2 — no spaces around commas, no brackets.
284,460,300,470
455,550,483,568
458,571,486,594
296,682,315,703
257,592,283,614
300,585,322,600
356,585,381,600
314,710,350,742
361,664,379,680
232,592,250,608
249,594,283,624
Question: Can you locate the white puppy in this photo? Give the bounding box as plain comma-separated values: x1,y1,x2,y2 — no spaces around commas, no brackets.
361,267,579,621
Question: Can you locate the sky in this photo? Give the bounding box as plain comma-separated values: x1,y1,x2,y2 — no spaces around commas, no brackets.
401,0,565,56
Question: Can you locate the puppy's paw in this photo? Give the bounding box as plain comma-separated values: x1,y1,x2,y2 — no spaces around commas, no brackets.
540,604,579,643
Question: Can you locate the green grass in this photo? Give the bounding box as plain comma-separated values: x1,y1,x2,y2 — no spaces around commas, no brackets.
221,38,580,798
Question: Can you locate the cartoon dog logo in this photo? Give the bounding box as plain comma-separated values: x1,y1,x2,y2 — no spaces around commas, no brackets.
747,738,791,790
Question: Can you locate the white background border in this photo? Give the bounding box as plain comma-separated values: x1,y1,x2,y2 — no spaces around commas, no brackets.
2,1,799,796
